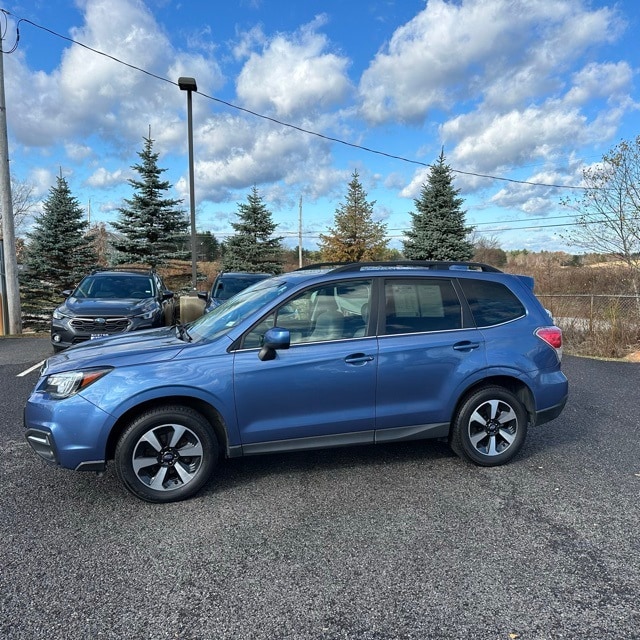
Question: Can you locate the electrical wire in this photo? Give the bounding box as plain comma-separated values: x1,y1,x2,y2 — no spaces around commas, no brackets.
0,9,18,53
2,9,594,192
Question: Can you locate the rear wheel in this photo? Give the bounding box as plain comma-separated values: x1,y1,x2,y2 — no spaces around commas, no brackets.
450,386,527,466
115,406,218,502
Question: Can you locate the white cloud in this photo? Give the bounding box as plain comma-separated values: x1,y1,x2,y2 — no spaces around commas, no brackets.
85,167,130,188
6,0,223,156
235,17,352,118
27,168,56,199
358,0,624,125
564,61,633,106
65,143,94,162
392,0,633,206
176,113,343,204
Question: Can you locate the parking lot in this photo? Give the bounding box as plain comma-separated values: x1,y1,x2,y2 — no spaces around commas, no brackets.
1,337,639,639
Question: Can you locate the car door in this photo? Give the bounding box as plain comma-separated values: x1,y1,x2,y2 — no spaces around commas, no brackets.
374,277,487,438
232,279,378,451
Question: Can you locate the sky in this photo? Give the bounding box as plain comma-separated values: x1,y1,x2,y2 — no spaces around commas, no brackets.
2,0,639,253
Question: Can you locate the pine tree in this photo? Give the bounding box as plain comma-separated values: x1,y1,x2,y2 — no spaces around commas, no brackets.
319,170,388,262
222,186,284,274
403,150,474,261
111,135,188,268
20,176,96,329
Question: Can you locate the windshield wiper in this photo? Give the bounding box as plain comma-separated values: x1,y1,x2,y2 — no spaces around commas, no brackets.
176,323,193,342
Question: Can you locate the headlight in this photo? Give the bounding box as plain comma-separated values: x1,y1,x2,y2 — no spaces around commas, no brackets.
52,308,71,320
133,303,159,320
41,368,112,399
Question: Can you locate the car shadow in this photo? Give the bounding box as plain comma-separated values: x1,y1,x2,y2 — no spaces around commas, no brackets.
202,439,457,496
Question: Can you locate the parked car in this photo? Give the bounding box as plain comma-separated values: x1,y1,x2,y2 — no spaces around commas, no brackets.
200,271,272,312
50,268,175,351
26,261,568,503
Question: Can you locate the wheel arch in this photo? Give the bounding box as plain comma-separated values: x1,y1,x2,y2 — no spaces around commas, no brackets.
105,396,229,462
450,375,535,433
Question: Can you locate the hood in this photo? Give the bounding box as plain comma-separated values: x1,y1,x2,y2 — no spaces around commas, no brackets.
43,326,185,374
61,296,154,317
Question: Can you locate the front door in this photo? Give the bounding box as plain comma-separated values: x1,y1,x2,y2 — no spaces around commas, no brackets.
232,279,378,448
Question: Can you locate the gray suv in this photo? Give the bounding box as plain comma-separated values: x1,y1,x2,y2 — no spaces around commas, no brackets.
50,268,175,351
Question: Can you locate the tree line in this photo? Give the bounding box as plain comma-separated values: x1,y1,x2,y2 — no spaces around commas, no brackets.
13,133,640,331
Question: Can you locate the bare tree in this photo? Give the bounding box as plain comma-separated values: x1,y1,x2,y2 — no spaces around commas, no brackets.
472,235,507,268
0,176,36,234
561,136,640,297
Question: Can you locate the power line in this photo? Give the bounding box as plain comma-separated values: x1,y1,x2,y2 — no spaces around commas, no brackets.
3,9,593,192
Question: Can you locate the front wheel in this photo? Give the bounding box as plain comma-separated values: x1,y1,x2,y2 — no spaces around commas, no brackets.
115,406,219,503
450,386,528,466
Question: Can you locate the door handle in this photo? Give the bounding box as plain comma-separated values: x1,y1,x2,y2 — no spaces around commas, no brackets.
452,341,480,352
345,353,375,365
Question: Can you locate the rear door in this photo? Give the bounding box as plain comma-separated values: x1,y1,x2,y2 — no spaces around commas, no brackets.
374,277,487,435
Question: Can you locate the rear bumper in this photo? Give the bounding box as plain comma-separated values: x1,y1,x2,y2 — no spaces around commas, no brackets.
534,396,568,426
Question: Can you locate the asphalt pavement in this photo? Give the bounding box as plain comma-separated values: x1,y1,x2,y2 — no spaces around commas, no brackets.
1,337,639,639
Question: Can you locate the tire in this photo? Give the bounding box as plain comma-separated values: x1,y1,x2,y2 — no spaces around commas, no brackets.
114,406,219,503
450,386,528,467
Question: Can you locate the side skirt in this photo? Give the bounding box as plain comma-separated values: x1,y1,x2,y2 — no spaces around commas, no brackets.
236,422,450,458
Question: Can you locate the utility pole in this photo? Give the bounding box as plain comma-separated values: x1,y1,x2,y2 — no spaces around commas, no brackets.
0,34,21,335
298,195,303,268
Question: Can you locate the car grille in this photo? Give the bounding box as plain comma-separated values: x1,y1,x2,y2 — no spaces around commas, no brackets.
69,317,131,333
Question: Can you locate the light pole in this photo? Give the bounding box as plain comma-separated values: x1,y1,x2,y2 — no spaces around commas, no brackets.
178,76,198,290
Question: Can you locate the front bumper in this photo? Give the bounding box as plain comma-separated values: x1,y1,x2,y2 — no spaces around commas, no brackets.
24,391,113,471
24,427,107,472
51,314,162,349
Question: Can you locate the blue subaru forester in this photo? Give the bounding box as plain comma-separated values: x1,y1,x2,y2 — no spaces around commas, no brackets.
24,261,568,502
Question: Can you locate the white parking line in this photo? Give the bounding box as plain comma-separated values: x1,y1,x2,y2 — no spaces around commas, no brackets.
17,360,45,377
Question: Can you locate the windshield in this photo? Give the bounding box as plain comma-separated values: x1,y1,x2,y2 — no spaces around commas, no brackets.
74,275,155,299
213,276,268,300
187,279,290,342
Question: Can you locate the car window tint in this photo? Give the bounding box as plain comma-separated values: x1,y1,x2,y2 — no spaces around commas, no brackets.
460,279,525,327
242,279,372,348
383,279,462,334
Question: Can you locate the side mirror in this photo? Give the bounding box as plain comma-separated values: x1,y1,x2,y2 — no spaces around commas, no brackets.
197,291,209,302
162,290,174,301
61,289,72,298
258,327,291,361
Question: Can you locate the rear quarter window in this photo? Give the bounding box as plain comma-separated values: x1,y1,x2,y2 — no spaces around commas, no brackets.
460,279,526,327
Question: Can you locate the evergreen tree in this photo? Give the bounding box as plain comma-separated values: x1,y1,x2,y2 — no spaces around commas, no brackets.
222,186,284,274
318,170,388,262
403,150,474,261
111,135,188,268
20,176,96,329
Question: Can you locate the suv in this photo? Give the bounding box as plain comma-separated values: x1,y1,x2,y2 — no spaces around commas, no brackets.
201,271,272,312
50,268,175,351
26,261,568,503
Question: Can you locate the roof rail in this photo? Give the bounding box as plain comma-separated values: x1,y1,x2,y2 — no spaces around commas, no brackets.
91,267,155,275
295,262,351,271
298,260,502,274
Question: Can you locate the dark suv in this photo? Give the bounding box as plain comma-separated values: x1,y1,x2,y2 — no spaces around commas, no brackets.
202,271,272,312
27,261,568,502
50,268,175,351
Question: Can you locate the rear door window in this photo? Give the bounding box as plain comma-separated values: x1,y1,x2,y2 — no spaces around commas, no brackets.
459,279,525,327
383,278,462,334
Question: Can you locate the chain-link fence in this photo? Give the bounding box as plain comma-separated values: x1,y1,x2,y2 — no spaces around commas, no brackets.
537,294,640,358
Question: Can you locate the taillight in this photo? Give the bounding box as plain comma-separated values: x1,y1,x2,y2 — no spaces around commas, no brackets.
535,326,563,360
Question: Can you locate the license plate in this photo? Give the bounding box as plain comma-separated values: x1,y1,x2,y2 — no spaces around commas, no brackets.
90,334,109,340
